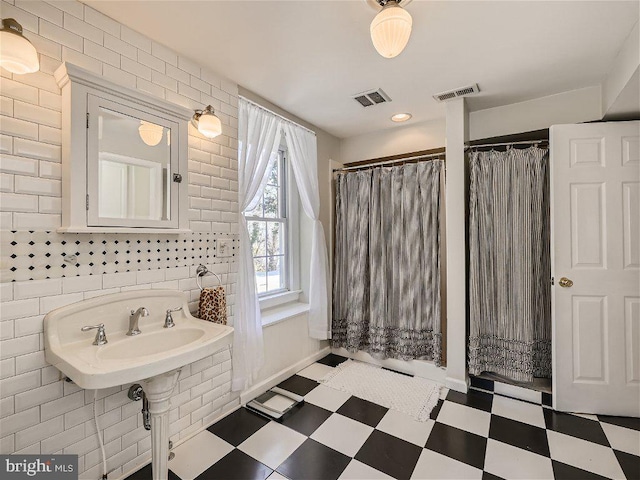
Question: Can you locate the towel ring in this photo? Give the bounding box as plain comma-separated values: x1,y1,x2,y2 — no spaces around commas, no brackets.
196,264,222,291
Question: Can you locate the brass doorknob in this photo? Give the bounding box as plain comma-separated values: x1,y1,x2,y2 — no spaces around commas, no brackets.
559,277,573,288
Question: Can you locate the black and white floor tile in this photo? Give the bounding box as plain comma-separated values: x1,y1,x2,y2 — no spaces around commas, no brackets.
127,354,640,480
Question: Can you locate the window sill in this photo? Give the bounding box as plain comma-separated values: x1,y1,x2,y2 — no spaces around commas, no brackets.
259,290,302,310
261,301,310,328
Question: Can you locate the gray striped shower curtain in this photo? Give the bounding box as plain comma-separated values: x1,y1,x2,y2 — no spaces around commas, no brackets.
332,161,443,365
468,147,551,382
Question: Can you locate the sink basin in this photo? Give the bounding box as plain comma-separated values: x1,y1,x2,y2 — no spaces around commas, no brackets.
97,327,205,360
44,289,233,390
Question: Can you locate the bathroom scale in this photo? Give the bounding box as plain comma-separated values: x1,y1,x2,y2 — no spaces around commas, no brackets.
245,387,304,419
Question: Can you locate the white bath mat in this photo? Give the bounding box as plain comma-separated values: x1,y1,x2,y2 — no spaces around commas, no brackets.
320,360,442,422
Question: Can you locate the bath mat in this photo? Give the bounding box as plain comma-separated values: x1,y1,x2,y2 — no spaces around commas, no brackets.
320,360,441,422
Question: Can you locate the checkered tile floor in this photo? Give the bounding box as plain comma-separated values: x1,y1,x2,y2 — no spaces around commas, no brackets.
127,354,640,480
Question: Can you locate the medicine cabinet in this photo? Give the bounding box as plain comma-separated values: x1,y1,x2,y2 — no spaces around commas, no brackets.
55,63,192,232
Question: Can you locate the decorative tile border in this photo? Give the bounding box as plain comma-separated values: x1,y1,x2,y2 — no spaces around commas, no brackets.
0,231,238,282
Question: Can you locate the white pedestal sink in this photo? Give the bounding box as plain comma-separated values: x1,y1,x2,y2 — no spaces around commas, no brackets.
44,289,233,480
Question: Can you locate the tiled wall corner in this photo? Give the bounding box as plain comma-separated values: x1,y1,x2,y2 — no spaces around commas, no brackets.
0,0,240,476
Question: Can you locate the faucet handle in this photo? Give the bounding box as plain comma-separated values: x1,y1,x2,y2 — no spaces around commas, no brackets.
164,307,182,328
81,323,108,346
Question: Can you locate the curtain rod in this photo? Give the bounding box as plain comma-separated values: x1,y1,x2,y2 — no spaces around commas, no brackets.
238,95,317,137
333,152,445,172
465,139,548,149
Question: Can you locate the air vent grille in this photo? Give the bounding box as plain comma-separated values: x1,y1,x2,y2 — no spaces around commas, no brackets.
433,83,480,102
353,88,392,108
355,95,374,107
436,92,456,102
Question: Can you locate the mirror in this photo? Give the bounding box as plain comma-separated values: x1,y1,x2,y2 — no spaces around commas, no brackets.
97,108,171,221
86,93,181,229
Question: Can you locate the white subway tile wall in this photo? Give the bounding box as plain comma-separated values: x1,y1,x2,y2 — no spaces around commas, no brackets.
0,0,240,477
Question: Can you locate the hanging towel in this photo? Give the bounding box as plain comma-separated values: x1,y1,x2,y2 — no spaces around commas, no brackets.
198,286,227,325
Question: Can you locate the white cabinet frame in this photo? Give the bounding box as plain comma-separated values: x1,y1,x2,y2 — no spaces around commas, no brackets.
55,63,192,233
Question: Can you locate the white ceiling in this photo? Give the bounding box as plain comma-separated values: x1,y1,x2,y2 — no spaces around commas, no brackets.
85,1,639,139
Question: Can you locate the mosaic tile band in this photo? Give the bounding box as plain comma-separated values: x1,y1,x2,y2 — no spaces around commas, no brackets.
0,231,238,282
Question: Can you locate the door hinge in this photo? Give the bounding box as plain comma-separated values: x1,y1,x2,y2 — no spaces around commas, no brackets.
86,194,89,211
551,276,555,285
86,113,89,128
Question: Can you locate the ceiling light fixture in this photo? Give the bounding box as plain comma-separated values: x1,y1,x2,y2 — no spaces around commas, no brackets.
391,113,412,122
191,105,222,139
138,121,164,146
0,18,39,74
369,0,413,59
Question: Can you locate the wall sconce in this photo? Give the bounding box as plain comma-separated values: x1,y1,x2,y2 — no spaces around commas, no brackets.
191,105,222,139
138,121,164,146
0,18,39,74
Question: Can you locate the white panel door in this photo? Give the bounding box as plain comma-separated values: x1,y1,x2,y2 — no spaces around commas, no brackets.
552,121,640,416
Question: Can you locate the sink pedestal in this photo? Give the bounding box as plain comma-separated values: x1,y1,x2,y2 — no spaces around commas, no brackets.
140,369,181,480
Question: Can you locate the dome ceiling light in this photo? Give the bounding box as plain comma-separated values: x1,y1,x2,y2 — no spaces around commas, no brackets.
367,0,413,59
0,18,39,74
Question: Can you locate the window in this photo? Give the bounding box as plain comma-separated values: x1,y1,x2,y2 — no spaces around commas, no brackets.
245,150,289,296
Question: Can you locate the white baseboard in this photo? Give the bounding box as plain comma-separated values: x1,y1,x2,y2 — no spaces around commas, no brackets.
240,346,331,405
331,347,447,385
445,376,469,393
493,381,542,404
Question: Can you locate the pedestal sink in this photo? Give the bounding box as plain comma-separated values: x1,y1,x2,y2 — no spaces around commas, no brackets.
44,289,233,480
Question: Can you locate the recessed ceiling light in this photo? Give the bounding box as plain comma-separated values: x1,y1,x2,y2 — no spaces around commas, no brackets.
391,113,412,122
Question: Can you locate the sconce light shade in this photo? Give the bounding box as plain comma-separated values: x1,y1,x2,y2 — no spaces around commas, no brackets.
192,105,222,139
370,1,412,59
138,121,164,146
0,18,39,74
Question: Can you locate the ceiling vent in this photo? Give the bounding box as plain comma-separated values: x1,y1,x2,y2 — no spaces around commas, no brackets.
353,88,392,108
433,83,480,102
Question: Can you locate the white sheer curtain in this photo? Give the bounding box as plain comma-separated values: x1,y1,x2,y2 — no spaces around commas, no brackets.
233,99,282,392
283,123,331,339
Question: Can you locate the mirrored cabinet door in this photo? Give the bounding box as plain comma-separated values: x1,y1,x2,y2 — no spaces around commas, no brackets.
87,95,180,228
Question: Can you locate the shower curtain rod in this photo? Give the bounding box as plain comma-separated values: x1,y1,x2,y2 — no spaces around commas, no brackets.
465,139,549,149
333,152,445,172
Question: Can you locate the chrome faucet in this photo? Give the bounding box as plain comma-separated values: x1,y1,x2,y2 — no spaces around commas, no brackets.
127,307,148,336
164,307,182,328
81,323,108,345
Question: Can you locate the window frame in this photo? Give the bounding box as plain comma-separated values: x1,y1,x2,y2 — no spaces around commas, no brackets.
244,146,300,304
